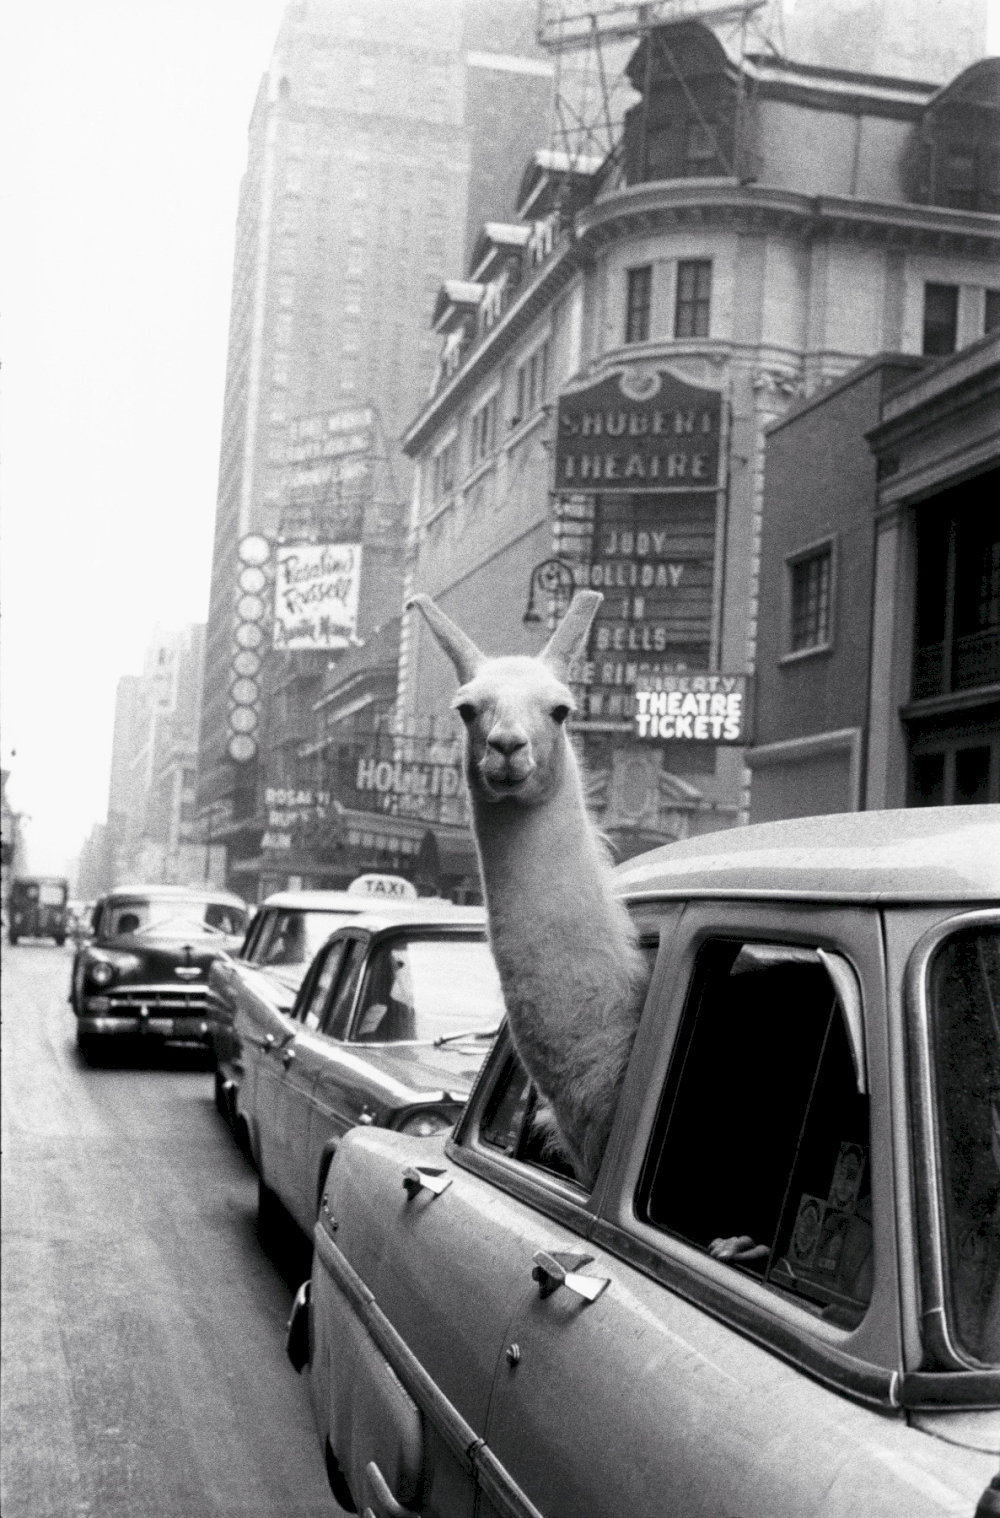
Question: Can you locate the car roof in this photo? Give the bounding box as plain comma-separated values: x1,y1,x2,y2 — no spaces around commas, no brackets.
327,903,487,934
614,806,1000,904
257,890,369,911
102,883,248,908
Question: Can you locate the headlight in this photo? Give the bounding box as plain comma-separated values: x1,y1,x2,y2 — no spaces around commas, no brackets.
87,959,115,986
395,1108,456,1138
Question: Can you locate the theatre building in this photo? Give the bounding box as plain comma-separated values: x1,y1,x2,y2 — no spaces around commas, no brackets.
749,331,999,819
399,25,1000,859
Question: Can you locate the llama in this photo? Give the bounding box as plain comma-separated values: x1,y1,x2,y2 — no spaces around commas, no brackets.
408,590,650,1186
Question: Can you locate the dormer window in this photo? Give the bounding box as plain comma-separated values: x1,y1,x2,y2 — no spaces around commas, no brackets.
622,23,736,186
910,58,1000,214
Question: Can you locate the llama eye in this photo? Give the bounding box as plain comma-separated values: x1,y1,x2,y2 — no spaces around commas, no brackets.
456,702,477,724
551,704,570,724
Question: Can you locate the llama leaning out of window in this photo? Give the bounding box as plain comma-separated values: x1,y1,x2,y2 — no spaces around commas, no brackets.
408,589,651,1187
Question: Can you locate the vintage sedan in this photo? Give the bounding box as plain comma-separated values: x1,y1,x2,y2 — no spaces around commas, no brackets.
71,885,249,1059
208,890,369,1122
291,807,1000,1518
237,905,503,1244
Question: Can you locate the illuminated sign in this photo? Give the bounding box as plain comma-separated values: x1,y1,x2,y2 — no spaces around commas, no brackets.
555,369,722,493
633,675,750,744
273,543,362,651
347,873,418,901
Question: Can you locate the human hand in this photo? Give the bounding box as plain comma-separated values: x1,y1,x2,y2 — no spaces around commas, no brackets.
708,1235,769,1263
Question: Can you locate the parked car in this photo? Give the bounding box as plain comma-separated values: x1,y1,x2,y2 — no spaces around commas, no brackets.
208,890,372,1122
238,904,503,1244
8,876,69,944
71,885,249,1060
291,807,1000,1518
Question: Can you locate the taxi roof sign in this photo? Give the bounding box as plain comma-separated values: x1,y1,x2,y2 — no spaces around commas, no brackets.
347,873,418,901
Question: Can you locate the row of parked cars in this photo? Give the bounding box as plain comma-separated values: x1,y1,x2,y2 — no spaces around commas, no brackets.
69,809,1000,1517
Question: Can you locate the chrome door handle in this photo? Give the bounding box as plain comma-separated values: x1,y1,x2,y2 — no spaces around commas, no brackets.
363,1459,411,1518
281,1047,296,1068
402,1165,451,1199
531,1249,609,1302
258,1033,275,1052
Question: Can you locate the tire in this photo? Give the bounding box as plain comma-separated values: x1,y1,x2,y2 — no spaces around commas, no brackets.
76,1028,99,1063
8,931,18,945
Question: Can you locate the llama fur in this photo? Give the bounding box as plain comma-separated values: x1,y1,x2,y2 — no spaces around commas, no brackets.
408,590,650,1187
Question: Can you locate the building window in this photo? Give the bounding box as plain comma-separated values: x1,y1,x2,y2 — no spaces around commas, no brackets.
675,259,711,339
515,339,550,423
432,438,457,500
985,289,1000,335
789,545,833,653
625,265,652,344
923,283,959,356
912,487,1000,701
470,396,497,466
684,120,721,177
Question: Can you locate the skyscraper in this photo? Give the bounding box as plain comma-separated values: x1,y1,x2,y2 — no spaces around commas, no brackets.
196,0,553,893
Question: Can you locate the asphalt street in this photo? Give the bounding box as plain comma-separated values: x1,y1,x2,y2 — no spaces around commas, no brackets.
1,941,342,1518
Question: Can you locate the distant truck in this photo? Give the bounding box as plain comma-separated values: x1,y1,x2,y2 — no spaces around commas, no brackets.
8,877,70,945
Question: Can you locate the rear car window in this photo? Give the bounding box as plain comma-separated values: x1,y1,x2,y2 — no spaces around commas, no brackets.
104,898,248,938
353,936,505,1045
638,940,872,1329
250,909,356,967
930,925,1000,1365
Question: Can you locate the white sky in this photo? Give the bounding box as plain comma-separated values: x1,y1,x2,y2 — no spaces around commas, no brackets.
1,1,998,877
1,1,288,874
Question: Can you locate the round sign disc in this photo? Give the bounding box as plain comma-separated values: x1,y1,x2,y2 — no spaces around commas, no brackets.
237,594,266,623
230,677,260,706
229,705,259,734
228,734,257,762
238,565,267,594
232,649,261,677
238,534,270,566
235,622,264,650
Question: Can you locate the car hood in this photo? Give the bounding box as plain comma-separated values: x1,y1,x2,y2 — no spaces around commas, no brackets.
348,1037,495,1100
93,936,241,983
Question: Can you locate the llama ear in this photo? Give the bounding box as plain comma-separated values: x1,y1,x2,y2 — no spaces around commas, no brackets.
539,590,603,678
407,593,485,683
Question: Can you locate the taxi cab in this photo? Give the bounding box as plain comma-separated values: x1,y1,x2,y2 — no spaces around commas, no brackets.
291,808,1000,1518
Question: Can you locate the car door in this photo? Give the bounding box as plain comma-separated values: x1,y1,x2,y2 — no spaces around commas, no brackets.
260,935,353,1229
479,900,935,1518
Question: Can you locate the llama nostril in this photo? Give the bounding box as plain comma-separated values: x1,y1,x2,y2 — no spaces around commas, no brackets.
488,731,527,757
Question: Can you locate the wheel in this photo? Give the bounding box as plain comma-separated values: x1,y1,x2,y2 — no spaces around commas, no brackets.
76,1028,99,1063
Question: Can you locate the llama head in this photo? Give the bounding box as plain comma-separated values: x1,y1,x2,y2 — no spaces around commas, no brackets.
407,590,603,806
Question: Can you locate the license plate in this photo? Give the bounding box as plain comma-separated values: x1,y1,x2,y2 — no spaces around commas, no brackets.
146,1017,174,1035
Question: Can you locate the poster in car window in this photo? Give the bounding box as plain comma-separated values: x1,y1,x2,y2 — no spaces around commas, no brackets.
273,543,363,651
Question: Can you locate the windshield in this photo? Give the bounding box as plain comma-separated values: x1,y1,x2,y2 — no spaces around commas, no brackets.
39,883,67,907
251,908,359,967
931,924,1000,1365
104,899,248,939
354,936,506,1044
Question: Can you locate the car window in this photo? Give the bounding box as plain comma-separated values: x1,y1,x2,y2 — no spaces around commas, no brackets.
204,902,246,935
39,883,66,907
251,909,355,967
638,940,872,1330
930,924,1000,1365
352,936,505,1045
299,941,348,1031
480,1048,580,1183
323,940,366,1040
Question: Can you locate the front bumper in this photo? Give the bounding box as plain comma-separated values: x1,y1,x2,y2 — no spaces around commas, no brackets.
78,985,212,1042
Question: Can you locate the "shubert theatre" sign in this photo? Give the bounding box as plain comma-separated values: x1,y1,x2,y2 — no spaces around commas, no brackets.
555,368,722,492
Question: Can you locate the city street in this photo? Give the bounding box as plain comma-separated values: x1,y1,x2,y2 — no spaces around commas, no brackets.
1,942,340,1518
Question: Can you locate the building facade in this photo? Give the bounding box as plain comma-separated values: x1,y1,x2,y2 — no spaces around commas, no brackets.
398,26,1000,866
749,331,999,817
195,0,554,898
